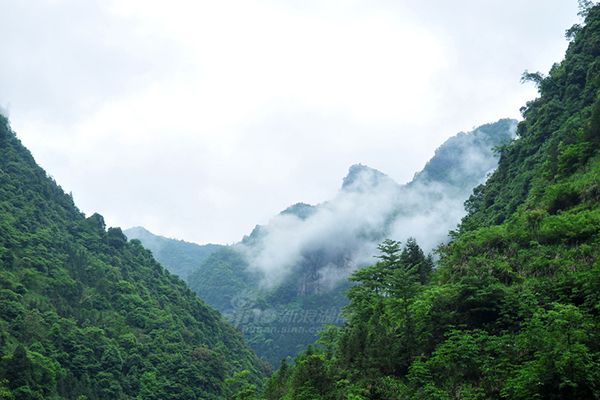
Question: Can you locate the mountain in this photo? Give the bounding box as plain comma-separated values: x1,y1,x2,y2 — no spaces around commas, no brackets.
264,5,600,399
341,164,397,192
0,116,268,399
279,203,317,221
411,119,517,189
123,227,223,280
176,118,515,365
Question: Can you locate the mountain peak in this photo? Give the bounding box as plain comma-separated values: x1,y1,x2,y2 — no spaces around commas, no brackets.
280,202,316,220
409,118,517,188
341,164,396,192
124,226,151,235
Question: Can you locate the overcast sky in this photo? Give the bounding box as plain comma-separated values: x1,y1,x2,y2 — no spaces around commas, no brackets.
0,0,581,244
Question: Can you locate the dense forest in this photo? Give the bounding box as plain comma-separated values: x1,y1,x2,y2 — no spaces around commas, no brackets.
0,116,268,399
129,120,515,366
123,227,223,281
2,2,599,400
262,4,600,399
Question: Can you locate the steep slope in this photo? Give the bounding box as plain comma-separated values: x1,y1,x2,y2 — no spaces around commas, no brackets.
411,119,517,190
182,119,516,365
0,116,267,400
187,247,260,312
123,227,223,280
264,5,600,399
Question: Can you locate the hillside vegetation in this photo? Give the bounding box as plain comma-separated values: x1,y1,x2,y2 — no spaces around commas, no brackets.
123,227,223,280
0,117,267,399
263,4,600,399
184,120,515,366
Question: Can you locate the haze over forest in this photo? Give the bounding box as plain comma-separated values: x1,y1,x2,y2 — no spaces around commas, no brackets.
126,118,518,364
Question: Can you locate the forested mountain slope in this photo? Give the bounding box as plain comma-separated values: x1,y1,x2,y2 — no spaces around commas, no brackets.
0,116,267,400
123,227,223,280
264,5,600,399
159,119,515,365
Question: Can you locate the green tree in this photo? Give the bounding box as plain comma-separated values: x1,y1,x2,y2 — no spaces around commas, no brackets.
504,304,599,399
401,238,433,284
4,345,32,390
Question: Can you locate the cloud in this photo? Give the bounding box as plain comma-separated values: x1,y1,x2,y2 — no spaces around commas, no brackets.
0,0,579,244
236,167,439,288
237,121,517,288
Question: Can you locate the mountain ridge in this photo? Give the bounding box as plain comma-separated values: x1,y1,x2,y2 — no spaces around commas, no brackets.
0,115,267,399
123,226,223,280
130,118,517,365
263,5,600,398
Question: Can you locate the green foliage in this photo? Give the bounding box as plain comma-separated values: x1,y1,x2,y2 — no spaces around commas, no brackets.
521,70,545,87
132,227,346,366
262,5,600,399
263,240,433,399
186,246,349,366
148,118,516,367
188,248,258,312
0,116,267,399
503,304,599,399
123,226,223,280
411,119,516,189
225,370,259,400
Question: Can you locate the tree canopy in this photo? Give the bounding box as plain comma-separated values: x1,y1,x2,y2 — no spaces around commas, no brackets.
262,4,600,398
